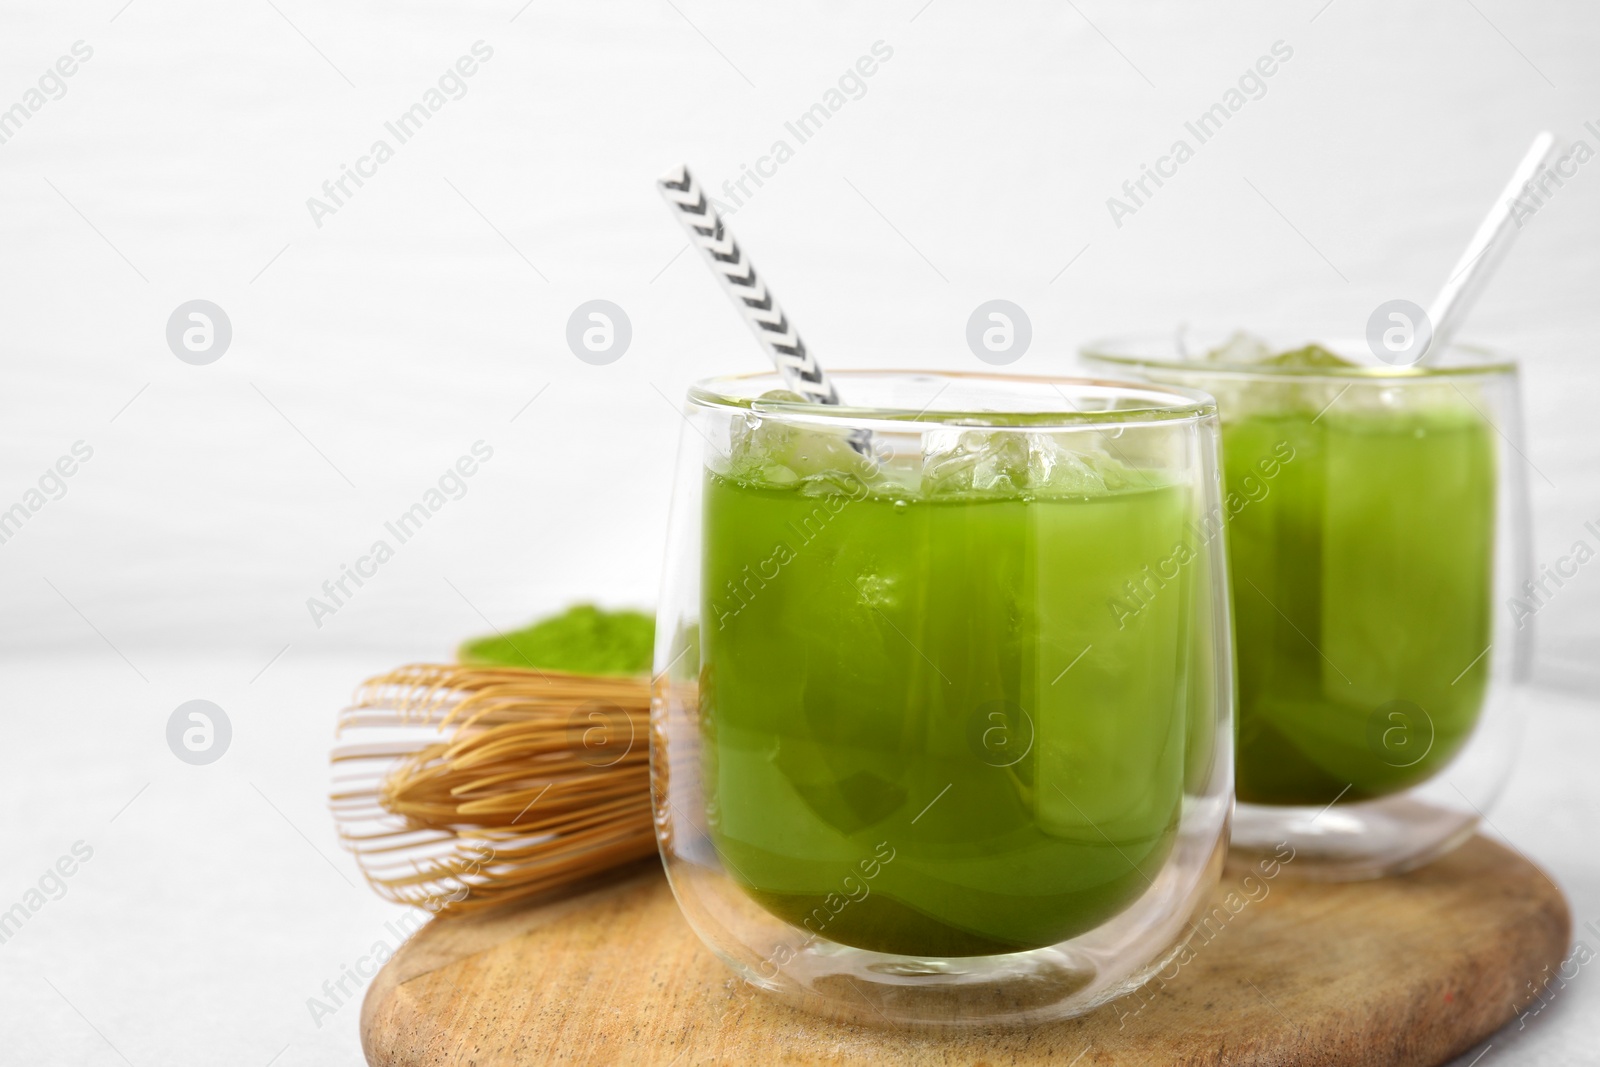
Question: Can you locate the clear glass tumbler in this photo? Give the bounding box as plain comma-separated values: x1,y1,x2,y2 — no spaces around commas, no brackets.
1081,335,1530,880
651,370,1235,1025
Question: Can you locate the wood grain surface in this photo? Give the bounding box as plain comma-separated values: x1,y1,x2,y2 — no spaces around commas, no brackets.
361,836,1570,1067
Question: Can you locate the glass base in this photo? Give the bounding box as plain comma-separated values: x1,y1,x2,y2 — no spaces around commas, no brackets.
682,828,1229,1027
740,940,1105,1027
1232,794,1480,881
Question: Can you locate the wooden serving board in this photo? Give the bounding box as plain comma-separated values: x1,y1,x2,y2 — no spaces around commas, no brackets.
362,836,1569,1067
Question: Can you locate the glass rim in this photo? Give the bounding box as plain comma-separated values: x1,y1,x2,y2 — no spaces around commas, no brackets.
686,369,1218,429
1079,334,1518,381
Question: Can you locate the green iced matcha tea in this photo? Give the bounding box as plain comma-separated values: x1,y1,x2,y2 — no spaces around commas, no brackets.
700,411,1209,957
1216,346,1497,805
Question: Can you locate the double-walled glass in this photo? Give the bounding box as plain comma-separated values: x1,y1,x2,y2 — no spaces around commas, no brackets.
651,370,1234,1025
1082,337,1530,880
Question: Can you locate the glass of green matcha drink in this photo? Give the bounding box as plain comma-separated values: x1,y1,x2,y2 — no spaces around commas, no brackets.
651,370,1235,1025
1081,333,1529,880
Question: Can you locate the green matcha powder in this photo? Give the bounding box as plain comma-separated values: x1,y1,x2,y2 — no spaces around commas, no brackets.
458,604,655,676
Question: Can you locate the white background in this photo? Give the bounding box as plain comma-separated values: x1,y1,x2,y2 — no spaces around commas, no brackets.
0,1,1595,1064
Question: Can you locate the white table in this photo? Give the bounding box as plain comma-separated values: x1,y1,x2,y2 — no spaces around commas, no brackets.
0,655,1592,1065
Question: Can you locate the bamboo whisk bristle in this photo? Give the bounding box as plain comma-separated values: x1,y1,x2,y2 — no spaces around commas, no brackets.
330,664,656,916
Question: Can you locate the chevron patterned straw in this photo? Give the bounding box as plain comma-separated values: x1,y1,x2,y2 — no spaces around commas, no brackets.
658,165,845,406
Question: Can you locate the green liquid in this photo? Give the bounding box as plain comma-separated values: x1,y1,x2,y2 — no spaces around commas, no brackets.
1224,401,1496,805
701,464,1206,956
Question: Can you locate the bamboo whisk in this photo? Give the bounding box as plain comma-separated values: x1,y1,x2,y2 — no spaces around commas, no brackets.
331,664,655,915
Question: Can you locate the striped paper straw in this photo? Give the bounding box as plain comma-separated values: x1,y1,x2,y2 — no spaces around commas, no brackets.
657,165,845,406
